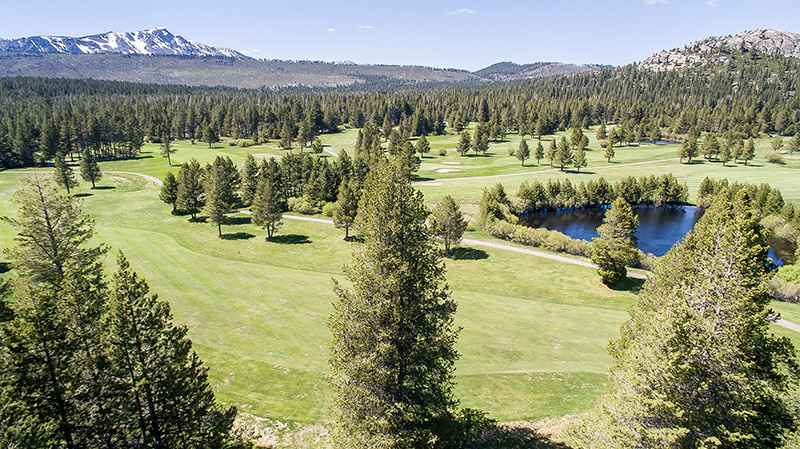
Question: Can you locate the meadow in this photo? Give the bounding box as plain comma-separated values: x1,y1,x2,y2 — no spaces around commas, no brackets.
1,125,799,429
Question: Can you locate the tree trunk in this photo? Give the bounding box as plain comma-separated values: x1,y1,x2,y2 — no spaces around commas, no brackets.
218,223,222,238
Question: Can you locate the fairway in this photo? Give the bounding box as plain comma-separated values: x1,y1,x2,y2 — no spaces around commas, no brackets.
2,127,799,426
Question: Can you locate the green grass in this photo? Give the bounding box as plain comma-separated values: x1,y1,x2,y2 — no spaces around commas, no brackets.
2,126,800,426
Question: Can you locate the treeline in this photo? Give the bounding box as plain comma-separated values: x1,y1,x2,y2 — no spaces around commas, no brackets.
517,174,689,212
0,177,241,448
4,50,800,167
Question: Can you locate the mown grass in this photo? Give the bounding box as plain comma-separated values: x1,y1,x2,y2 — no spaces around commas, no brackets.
1,125,799,427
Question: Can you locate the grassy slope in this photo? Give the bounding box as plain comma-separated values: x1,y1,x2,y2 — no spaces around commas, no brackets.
1,127,799,425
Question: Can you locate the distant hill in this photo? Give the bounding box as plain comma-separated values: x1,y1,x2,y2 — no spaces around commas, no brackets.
0,28,245,58
0,53,479,89
473,61,608,81
640,29,800,71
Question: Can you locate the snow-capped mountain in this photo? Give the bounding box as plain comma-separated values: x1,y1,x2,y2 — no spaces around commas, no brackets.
640,29,800,71
0,28,246,58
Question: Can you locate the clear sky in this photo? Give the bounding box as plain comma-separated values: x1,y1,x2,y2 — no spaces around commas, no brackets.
1,0,798,70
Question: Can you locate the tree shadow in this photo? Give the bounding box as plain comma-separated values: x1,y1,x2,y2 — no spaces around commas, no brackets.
413,175,436,182
0,262,10,274
608,276,647,293
476,425,573,449
570,170,597,175
189,216,208,223
222,232,256,241
93,185,116,190
74,192,94,198
269,234,312,245
226,216,252,225
449,247,490,260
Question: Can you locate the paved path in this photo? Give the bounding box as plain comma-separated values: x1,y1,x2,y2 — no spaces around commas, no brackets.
86,170,800,334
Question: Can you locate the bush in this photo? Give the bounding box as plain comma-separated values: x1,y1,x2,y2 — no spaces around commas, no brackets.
767,152,786,164
287,196,320,215
487,219,591,257
439,148,447,156
228,140,238,147
322,202,337,217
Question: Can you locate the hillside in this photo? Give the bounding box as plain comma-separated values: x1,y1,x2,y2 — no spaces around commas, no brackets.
640,28,800,71
0,54,478,89
474,61,607,80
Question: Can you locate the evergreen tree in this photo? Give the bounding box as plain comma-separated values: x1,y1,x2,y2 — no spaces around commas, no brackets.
202,125,219,148
457,130,471,157
161,132,176,166
789,132,800,154
534,141,544,165
53,151,78,194
159,172,179,213
596,124,608,141
516,139,530,166
428,196,468,255
571,191,798,449
416,135,431,158
252,176,283,240
107,253,236,448
79,148,102,188
604,141,616,163
240,153,259,206
590,197,639,285
547,139,557,167
556,136,574,171
204,158,237,238
771,136,785,153
743,138,757,165
333,180,358,240
574,143,587,173
176,160,204,220
719,142,731,166
330,162,459,449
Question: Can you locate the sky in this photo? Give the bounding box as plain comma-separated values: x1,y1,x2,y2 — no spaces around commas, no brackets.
1,0,799,70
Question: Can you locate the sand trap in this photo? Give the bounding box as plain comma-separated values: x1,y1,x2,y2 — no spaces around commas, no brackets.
419,182,444,186
434,168,462,173
442,161,462,166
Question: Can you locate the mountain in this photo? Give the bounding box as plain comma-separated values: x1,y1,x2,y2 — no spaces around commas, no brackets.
0,28,245,58
474,61,608,81
640,29,800,71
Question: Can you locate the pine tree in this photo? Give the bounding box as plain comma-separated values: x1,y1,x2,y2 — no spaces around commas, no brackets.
252,176,283,240
428,196,468,255
719,142,731,167
202,126,219,149
556,136,574,171
330,162,459,449
159,172,179,213
789,132,800,154
534,141,544,165
204,159,236,238
161,132,176,166
53,151,78,194
604,141,616,163
107,253,235,448
240,153,259,206
457,130,471,157
596,124,608,141
79,148,102,188
574,143,587,173
516,139,530,166
590,197,639,285
547,139,557,167
743,138,756,165
416,135,431,158
333,180,358,240
176,160,204,220
571,190,798,449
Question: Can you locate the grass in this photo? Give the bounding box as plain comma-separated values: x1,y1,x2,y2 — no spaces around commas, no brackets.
2,125,800,428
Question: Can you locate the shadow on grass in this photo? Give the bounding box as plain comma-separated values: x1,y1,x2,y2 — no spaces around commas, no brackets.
190,216,208,223
74,192,94,198
93,185,116,190
222,232,256,241
413,175,436,182
476,425,572,449
227,216,252,225
609,276,647,293
269,234,312,245
449,247,489,261
0,262,10,274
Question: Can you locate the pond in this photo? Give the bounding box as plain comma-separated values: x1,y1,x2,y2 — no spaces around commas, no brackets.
524,205,785,265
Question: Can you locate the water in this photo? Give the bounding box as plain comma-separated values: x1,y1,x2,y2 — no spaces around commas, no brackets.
524,205,785,264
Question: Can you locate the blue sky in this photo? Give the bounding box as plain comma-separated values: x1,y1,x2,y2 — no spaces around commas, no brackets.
1,0,798,70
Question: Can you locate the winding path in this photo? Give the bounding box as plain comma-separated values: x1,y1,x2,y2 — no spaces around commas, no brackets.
99,170,800,334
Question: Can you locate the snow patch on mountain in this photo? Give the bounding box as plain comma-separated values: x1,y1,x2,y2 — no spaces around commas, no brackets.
0,28,247,59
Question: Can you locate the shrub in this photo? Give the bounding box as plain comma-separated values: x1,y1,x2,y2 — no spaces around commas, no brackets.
228,140,238,147
322,202,337,217
287,196,320,215
486,219,592,257
766,152,786,164
439,148,447,156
